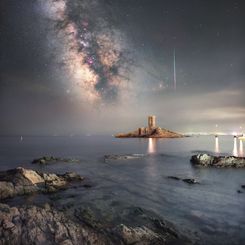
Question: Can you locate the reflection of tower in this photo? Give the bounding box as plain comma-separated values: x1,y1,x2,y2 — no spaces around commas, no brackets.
215,137,219,154
148,115,156,129
233,137,238,156
148,138,157,154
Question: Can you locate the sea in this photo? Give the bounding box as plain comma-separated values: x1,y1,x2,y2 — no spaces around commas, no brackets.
0,135,244,244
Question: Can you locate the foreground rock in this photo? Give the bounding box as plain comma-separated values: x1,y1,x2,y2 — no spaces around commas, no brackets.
0,167,84,200
0,204,192,245
167,176,199,184
32,156,79,164
0,203,116,245
104,154,145,162
191,154,245,168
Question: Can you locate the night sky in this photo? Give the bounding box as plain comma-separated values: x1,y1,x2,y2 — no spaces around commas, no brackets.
0,0,244,135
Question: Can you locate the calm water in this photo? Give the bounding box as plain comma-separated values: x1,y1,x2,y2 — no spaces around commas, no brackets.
0,135,244,244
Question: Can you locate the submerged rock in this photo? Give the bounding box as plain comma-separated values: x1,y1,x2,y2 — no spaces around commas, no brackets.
167,176,199,184
191,154,245,168
167,176,181,180
0,167,84,200
32,156,79,164
182,178,199,184
113,224,163,245
104,154,145,162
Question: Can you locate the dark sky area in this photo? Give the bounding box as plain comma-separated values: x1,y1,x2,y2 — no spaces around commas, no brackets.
0,0,244,135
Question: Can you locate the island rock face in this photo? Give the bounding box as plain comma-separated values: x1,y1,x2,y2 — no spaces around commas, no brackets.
191,154,245,168
115,116,183,138
0,167,84,200
116,127,183,138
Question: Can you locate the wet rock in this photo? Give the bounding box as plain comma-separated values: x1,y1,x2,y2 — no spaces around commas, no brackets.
113,224,163,245
104,154,144,162
83,184,93,188
182,178,199,184
0,167,84,200
167,176,181,180
32,156,79,164
74,207,100,229
191,154,245,168
167,176,199,184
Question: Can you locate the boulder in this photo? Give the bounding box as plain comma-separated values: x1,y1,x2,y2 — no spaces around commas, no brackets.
0,167,84,200
191,154,245,168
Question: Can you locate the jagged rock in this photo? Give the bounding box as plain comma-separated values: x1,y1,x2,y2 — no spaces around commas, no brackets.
191,154,245,168
104,154,145,162
32,156,79,164
0,203,192,245
0,167,84,200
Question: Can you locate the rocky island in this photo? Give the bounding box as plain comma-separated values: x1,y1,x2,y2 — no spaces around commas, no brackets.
115,116,183,138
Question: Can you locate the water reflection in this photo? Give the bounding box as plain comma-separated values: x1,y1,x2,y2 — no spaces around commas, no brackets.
147,138,157,154
239,140,244,156
233,137,238,156
214,137,219,153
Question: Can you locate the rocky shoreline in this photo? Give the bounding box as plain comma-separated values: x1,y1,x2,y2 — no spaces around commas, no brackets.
0,202,192,245
0,167,193,245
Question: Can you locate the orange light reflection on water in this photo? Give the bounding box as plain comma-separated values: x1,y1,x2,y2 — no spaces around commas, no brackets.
215,137,219,153
233,138,238,156
148,138,157,154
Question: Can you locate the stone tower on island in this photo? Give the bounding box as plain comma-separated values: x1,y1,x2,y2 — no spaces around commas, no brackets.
148,115,156,129
115,115,183,138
